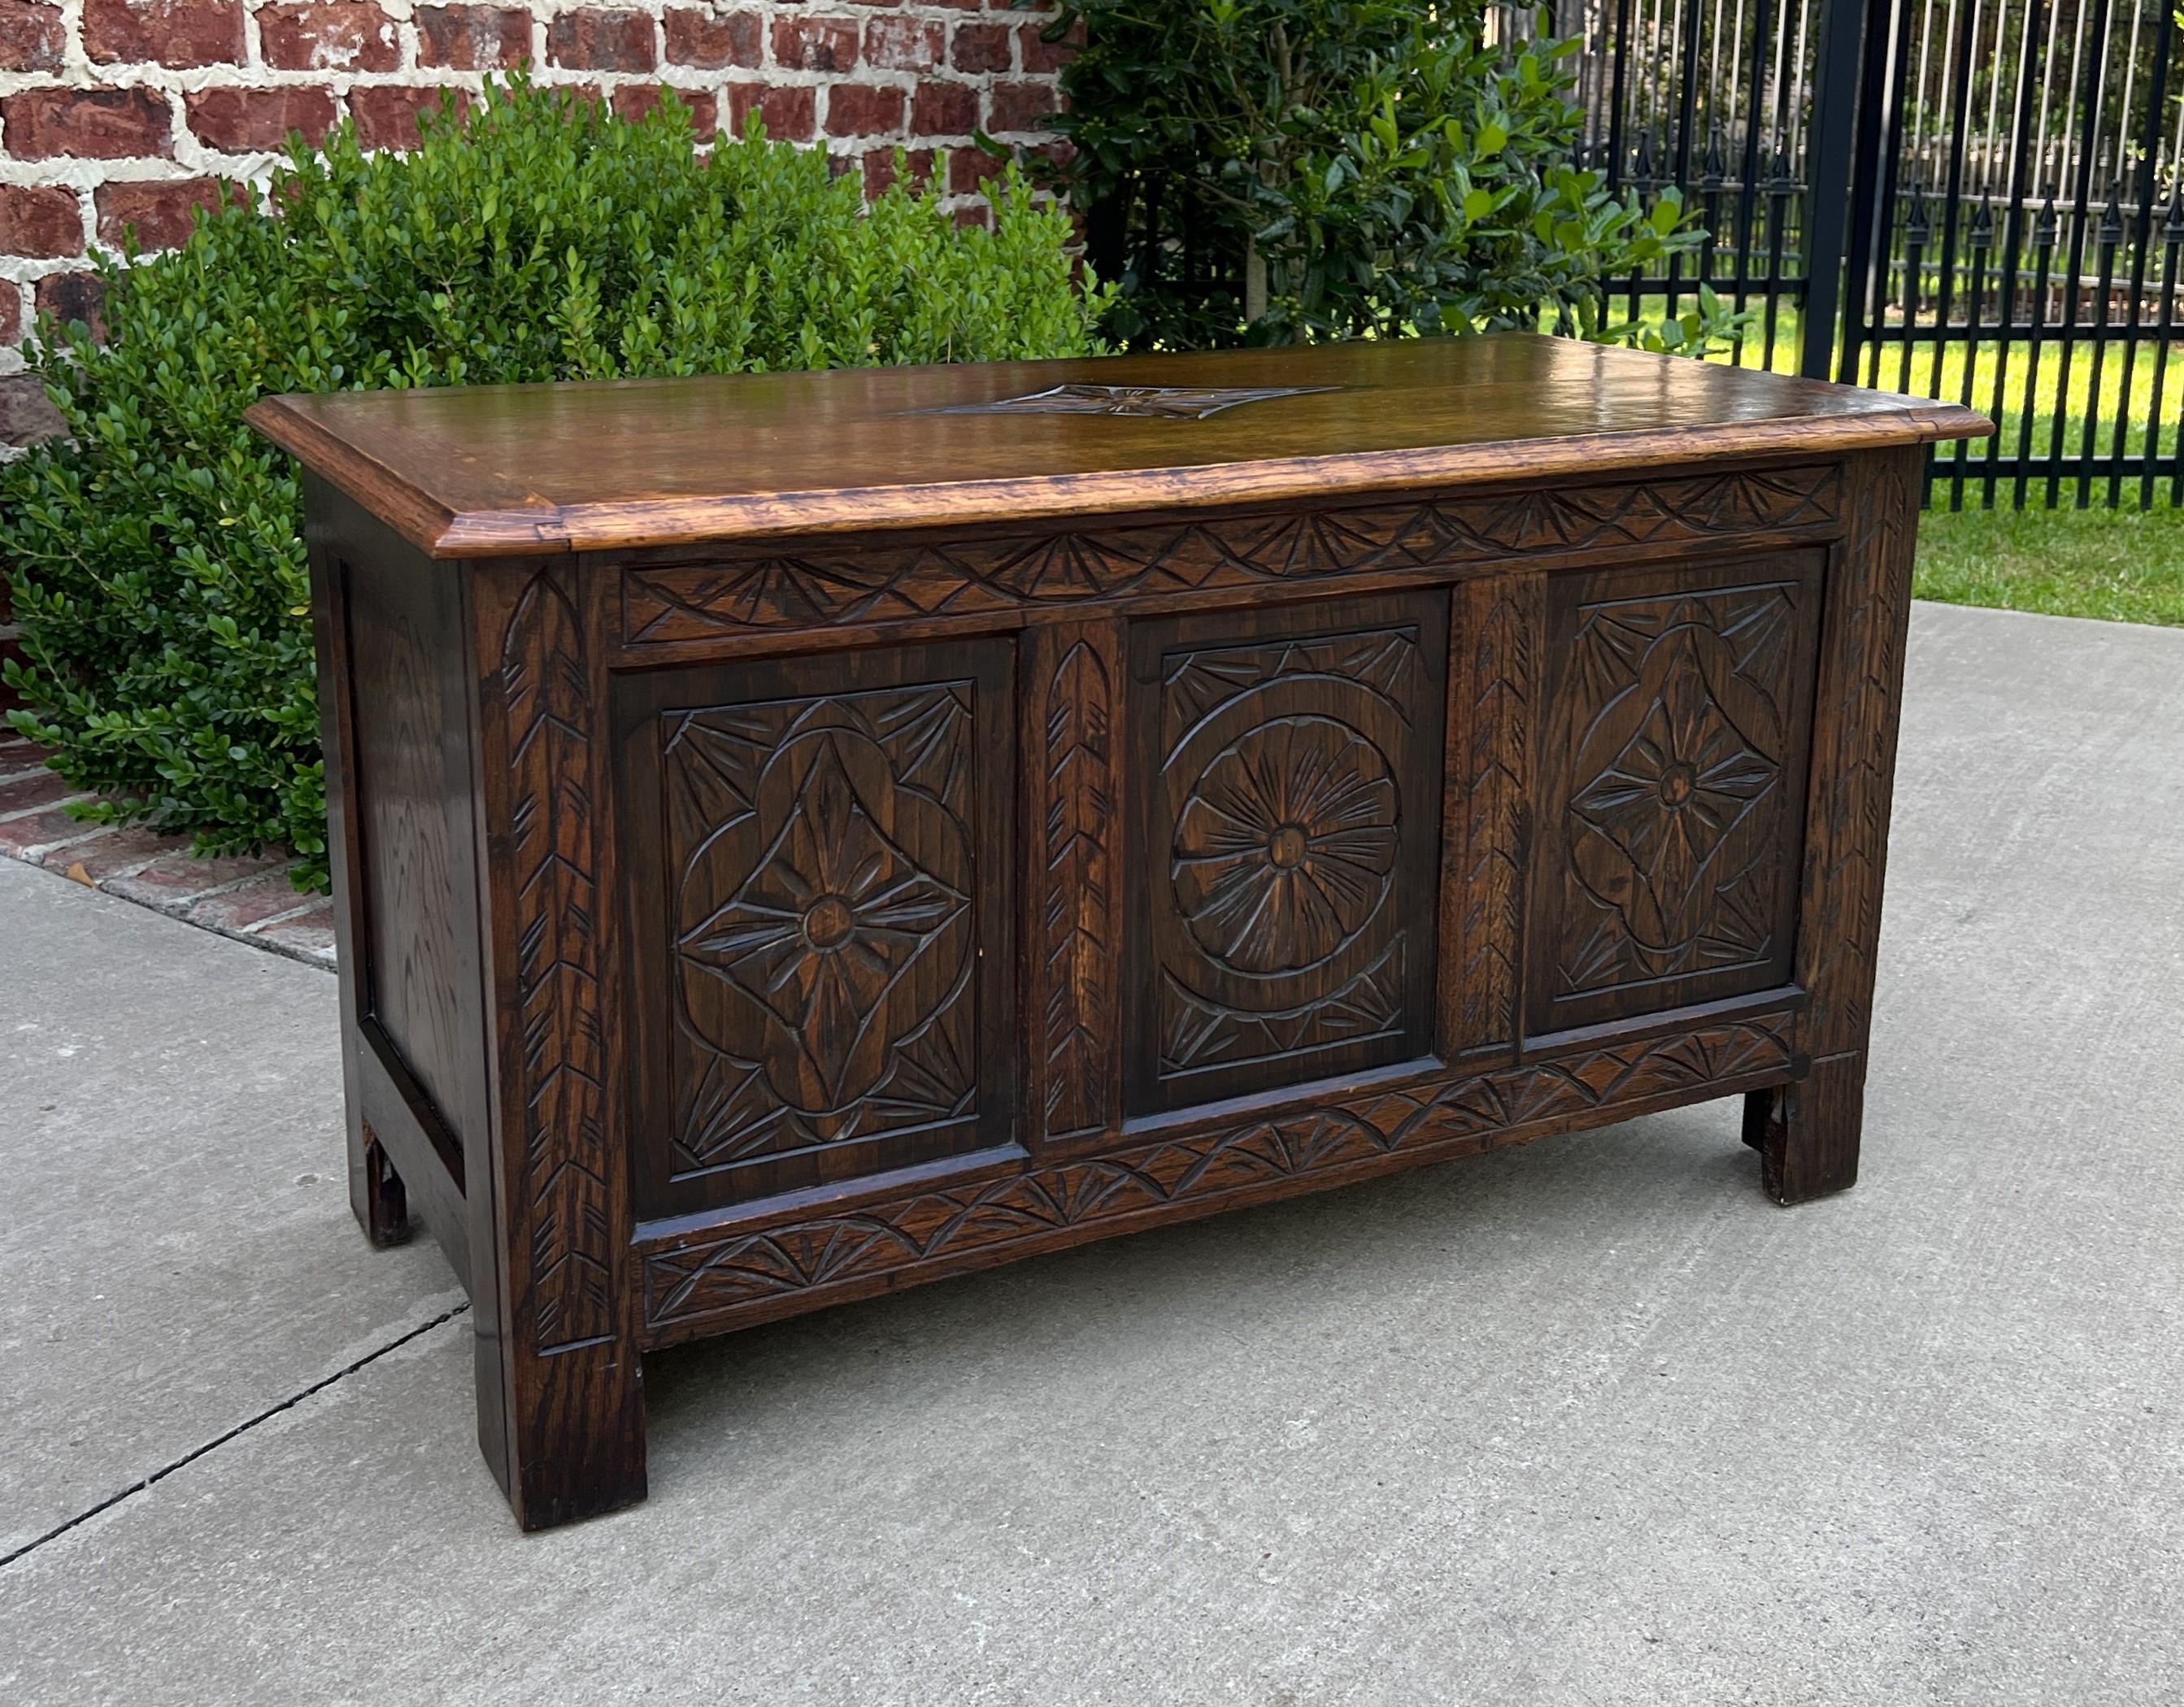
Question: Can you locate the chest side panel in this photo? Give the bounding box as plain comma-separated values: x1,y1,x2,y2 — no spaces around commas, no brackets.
341,544,488,1159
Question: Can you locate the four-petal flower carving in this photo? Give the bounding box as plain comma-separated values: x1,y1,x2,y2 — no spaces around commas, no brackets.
681,734,968,1115
1568,625,1779,958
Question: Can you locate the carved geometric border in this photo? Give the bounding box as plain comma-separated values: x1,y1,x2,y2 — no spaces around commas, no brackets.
642,1016,1799,1336
621,466,1844,643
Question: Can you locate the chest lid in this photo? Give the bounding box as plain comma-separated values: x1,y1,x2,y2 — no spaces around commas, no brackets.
246,333,1988,560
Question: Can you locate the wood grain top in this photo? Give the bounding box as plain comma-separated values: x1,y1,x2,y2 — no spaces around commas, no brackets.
246,333,1990,558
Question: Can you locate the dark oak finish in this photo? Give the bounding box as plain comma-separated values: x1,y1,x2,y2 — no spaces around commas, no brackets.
613,639,1018,1215
255,337,1986,1528
1125,594,1447,1113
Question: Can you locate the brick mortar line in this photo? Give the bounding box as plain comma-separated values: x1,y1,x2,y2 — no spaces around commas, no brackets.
0,785,95,819
143,882,342,965
0,0,1070,376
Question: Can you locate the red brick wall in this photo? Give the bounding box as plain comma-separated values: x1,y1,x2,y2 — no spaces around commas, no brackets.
0,1,1071,441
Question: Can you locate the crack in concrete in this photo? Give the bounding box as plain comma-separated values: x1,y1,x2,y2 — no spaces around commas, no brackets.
1,1303,471,1573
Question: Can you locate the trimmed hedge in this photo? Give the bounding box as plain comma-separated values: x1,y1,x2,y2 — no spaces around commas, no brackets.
2,78,1107,890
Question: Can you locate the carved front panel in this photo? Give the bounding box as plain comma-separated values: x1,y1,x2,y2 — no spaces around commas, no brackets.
1127,594,1447,1113
619,641,1015,1213
1529,552,1825,1034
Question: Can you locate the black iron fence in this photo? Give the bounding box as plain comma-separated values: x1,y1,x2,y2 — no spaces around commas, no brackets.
1514,0,2184,507
1844,0,2183,506
1500,0,1851,376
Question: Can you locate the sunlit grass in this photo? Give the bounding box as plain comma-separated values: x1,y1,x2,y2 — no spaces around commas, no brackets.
1913,497,2184,626
1611,294,2182,469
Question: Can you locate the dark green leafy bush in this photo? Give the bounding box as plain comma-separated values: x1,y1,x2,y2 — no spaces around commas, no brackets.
1020,0,1738,352
3,78,1107,890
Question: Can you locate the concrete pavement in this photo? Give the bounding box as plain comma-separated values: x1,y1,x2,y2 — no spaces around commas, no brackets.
0,862,457,1557
2,601,2180,1705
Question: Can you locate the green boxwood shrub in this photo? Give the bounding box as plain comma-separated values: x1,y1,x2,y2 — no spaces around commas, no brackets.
2,78,1108,891
1020,0,1738,353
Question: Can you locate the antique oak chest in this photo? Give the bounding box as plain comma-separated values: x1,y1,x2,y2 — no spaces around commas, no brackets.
248,335,1988,1530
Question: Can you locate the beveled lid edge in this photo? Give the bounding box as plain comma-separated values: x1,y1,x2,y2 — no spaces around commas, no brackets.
248,388,1993,562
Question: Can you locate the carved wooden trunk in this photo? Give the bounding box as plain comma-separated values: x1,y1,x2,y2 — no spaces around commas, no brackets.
248,335,1988,1530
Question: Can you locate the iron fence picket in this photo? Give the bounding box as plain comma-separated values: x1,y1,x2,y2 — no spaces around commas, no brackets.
1951,202,1991,507
1729,0,1774,363
2110,7,2176,502
2147,194,2184,506
1929,0,1978,507
1526,0,2184,507
2016,202,2061,506
2080,190,2124,504
1988,0,2047,508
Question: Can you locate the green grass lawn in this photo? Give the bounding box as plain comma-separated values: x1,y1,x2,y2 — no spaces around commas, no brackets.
1913,499,2184,626
1607,294,2184,627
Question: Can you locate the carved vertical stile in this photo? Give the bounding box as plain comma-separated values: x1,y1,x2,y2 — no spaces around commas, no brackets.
1800,448,1922,1058
1025,621,1124,1150
502,567,615,1352
1754,447,1925,1204
1441,573,1541,1060
473,557,644,1527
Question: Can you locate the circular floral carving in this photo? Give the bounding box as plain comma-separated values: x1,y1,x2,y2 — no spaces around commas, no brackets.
1172,715,1399,976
